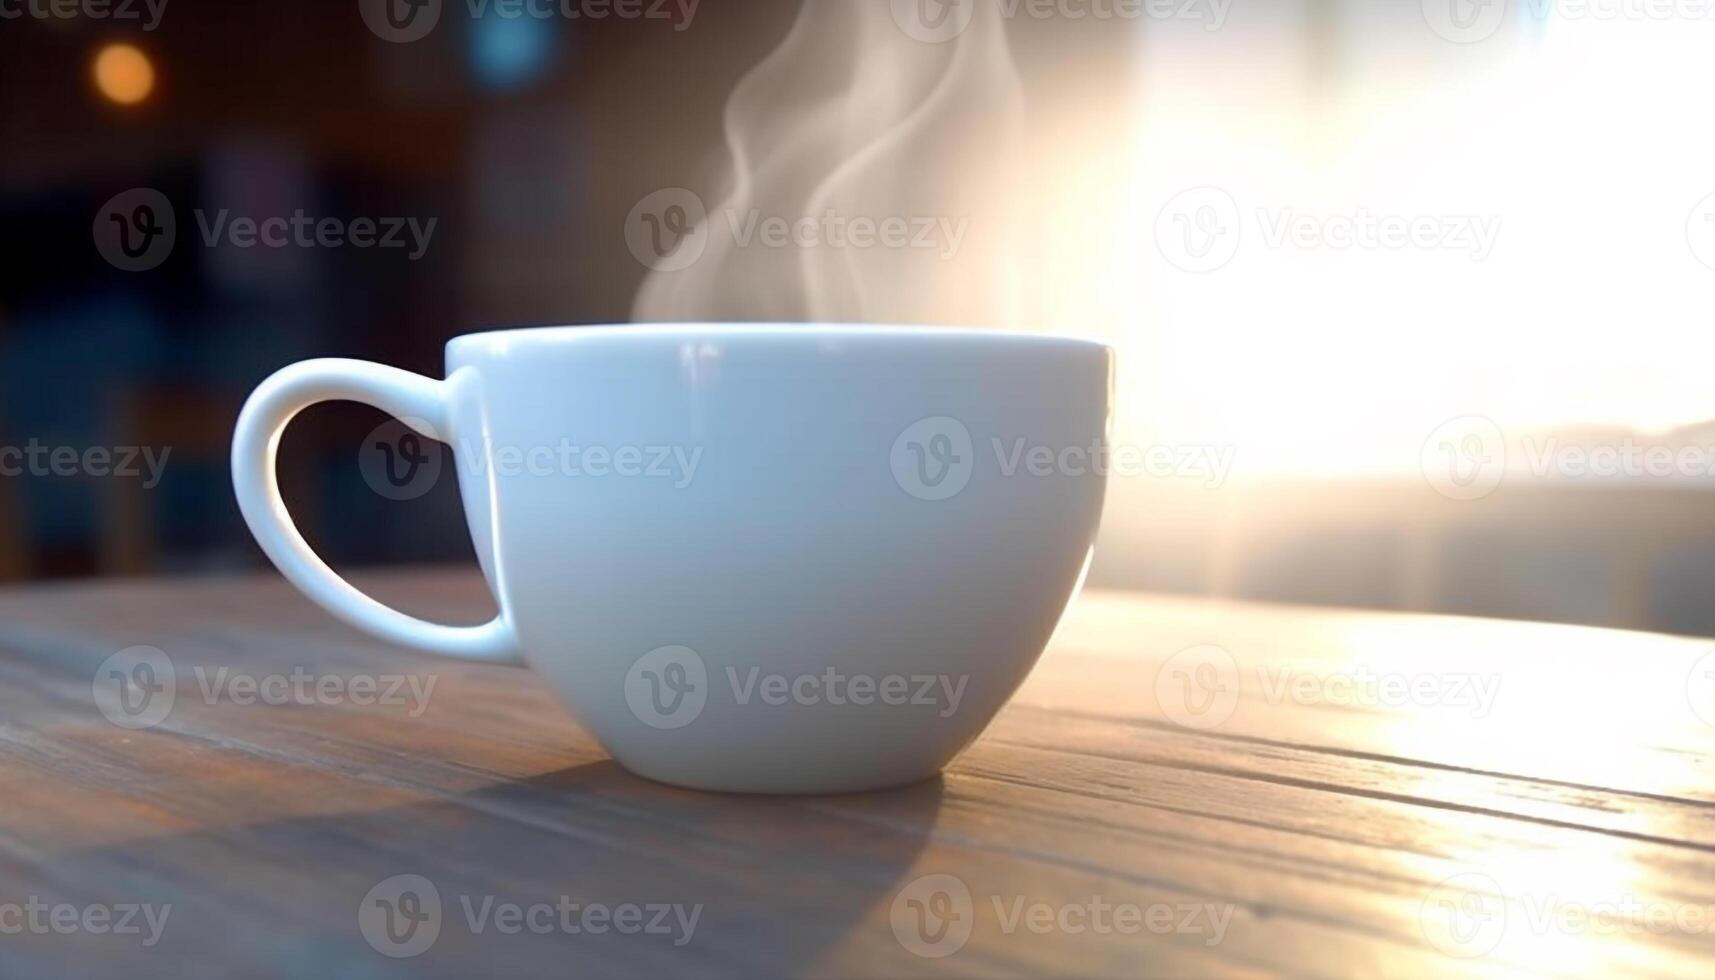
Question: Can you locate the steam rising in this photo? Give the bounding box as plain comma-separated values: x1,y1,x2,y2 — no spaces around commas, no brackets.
633,0,1028,326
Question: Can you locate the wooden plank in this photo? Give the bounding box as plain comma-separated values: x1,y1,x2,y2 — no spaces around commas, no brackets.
0,569,1710,977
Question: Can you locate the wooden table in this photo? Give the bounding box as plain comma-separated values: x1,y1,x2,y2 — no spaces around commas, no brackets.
3,568,1713,978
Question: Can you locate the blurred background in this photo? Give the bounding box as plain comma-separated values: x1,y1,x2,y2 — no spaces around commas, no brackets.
4,0,1715,635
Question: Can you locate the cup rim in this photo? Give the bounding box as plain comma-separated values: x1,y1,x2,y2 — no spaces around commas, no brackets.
447,322,1110,355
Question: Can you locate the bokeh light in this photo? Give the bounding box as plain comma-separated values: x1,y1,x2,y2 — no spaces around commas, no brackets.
93,43,155,106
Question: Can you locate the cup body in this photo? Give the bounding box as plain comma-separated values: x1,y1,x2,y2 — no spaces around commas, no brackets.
436,324,1107,793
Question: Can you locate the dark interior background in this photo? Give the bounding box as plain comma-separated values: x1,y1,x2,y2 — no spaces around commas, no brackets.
7,1,1715,640
0,0,1132,580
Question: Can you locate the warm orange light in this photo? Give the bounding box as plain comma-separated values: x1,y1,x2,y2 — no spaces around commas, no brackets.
93,43,155,106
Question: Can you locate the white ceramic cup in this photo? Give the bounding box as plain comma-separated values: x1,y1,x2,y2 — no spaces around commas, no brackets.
232,324,1111,793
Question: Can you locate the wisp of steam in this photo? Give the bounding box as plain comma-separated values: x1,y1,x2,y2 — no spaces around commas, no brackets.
633,0,1028,327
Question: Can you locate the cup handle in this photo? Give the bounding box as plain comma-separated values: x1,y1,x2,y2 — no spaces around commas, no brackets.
231,358,523,665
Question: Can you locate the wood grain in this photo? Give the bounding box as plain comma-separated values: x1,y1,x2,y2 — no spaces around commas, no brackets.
1,569,1712,977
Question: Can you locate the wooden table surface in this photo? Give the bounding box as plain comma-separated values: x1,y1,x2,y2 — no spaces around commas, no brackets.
3,568,1714,978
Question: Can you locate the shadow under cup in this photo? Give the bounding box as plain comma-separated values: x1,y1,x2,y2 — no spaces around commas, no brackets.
445,325,1111,793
